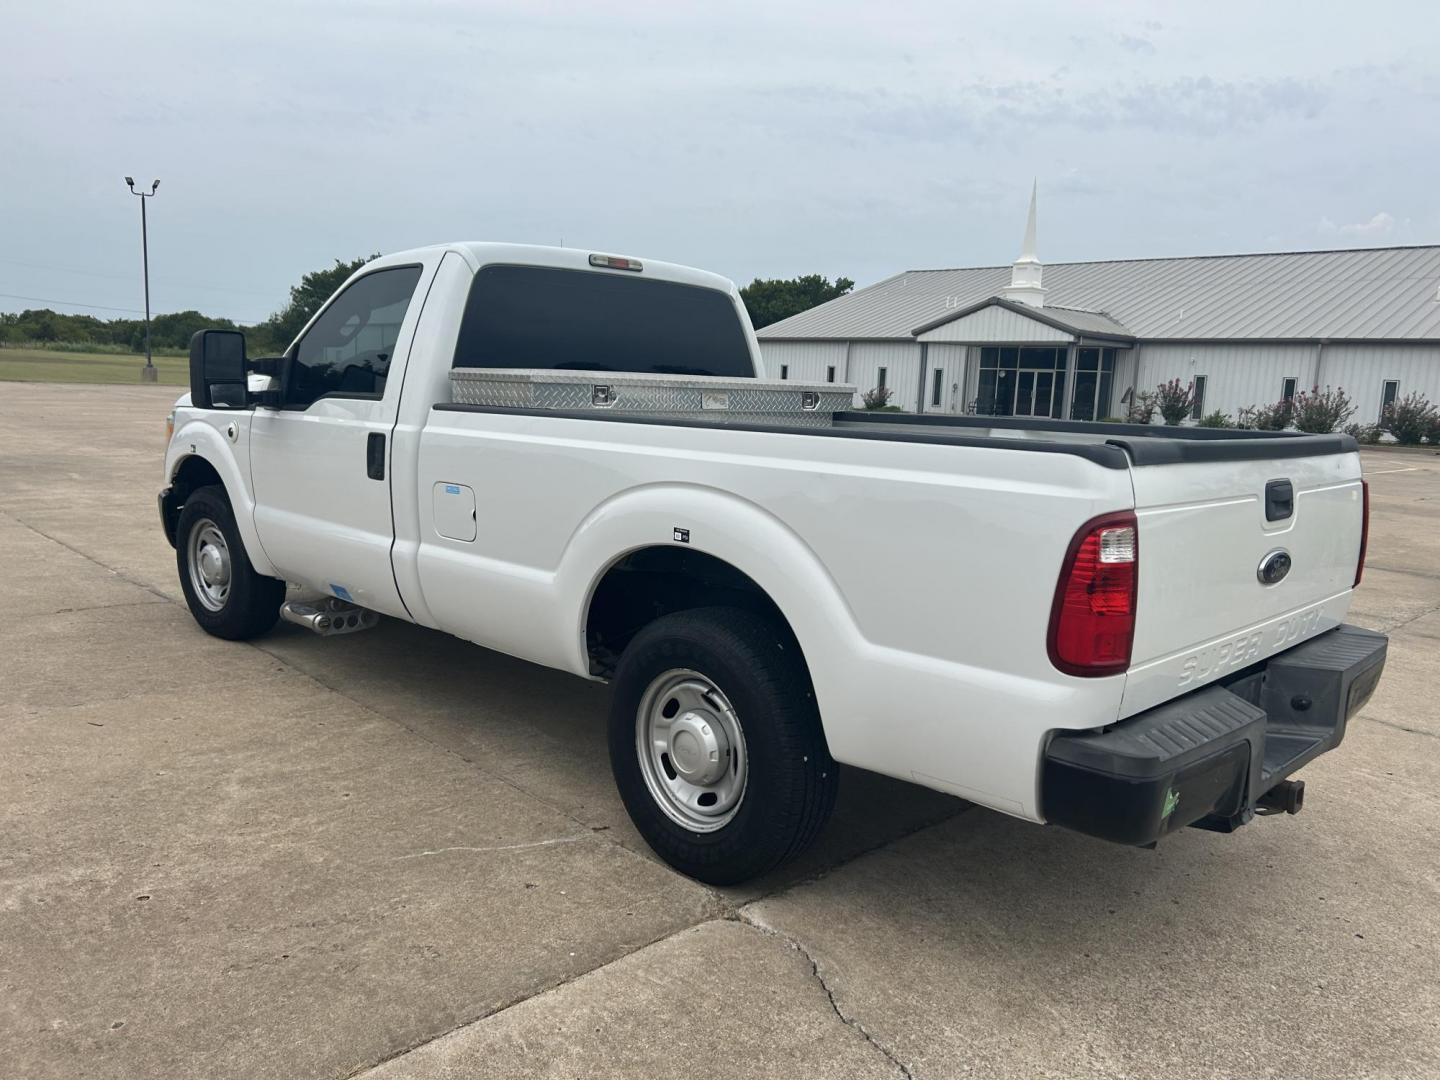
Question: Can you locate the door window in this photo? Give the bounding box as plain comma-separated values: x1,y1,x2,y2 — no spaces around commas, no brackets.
287,266,423,408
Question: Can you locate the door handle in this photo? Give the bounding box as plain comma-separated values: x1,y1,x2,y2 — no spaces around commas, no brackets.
366,432,385,481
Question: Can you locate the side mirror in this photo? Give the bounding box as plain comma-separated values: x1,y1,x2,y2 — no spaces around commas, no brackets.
189,329,249,409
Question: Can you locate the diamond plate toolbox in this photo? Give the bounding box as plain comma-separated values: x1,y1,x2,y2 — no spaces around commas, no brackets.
449,368,856,428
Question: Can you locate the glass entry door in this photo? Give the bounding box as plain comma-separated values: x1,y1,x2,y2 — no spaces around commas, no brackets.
975,347,1065,418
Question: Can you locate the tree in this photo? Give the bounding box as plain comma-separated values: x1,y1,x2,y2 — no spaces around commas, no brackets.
739,274,854,330
253,254,377,350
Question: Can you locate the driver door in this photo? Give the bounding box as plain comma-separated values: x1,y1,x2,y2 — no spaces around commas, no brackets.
248,263,427,619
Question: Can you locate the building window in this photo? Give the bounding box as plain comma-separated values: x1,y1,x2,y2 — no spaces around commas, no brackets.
1191,375,1207,421
877,367,887,391
780,365,788,380
1380,379,1400,423
826,365,835,383
1281,377,1298,403
932,368,944,407
1066,347,1113,422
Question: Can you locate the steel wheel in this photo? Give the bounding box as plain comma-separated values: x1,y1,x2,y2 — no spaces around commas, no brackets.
635,668,748,832
186,518,232,612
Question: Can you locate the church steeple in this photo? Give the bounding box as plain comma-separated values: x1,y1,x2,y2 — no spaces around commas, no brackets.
1002,180,1046,308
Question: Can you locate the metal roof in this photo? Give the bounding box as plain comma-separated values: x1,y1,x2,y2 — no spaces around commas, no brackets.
756,245,1440,342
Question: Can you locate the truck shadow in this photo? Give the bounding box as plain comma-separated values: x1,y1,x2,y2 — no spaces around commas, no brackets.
257,615,968,894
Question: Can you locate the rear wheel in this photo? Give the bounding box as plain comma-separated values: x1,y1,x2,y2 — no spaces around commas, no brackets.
176,485,284,640
608,607,837,885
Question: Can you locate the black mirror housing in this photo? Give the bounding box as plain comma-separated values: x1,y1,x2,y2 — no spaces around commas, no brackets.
189,329,249,409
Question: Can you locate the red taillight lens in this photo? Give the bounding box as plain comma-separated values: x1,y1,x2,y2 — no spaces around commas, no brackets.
1048,511,1138,677
1354,479,1369,588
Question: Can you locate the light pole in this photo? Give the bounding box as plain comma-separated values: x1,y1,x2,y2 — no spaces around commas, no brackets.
125,177,160,382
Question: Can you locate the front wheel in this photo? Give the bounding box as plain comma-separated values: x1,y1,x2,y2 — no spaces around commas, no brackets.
608,607,838,885
176,485,285,640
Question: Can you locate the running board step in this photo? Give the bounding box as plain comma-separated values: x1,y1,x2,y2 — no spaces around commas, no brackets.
279,598,380,636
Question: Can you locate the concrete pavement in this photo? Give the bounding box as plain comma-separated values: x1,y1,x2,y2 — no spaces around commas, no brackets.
1,383,1436,1079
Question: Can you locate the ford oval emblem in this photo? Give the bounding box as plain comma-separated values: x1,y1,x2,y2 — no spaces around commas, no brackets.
1258,549,1292,585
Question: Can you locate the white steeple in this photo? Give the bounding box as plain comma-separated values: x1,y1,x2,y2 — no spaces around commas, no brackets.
1002,180,1046,308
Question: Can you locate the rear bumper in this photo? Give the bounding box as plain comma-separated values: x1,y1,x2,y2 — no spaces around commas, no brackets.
1042,624,1387,846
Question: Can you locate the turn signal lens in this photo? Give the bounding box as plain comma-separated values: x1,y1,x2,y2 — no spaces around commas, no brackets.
165,411,175,441
1048,512,1138,677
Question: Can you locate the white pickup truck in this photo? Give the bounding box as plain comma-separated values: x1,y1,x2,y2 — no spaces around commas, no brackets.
160,243,1387,884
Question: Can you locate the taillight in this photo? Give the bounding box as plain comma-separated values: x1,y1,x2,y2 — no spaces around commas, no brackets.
1354,479,1369,588
1048,511,1138,677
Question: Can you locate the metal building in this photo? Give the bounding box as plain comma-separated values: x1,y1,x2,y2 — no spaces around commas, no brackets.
757,187,1440,427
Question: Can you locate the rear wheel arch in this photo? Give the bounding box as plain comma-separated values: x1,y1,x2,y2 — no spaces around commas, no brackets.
583,545,810,682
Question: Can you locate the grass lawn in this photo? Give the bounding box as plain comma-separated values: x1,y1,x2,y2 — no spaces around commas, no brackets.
0,348,189,386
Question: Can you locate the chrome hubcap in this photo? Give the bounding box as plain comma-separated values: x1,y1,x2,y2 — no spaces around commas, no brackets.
187,519,232,612
636,669,747,832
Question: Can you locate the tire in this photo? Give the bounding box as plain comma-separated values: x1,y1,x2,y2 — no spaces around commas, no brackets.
608,606,838,885
175,484,285,640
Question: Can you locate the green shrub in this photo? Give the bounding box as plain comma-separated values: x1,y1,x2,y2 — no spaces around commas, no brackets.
1342,422,1383,445
1236,401,1293,431
1382,392,1437,445
1292,385,1356,434
1197,410,1233,428
861,385,895,410
1153,379,1195,425
1125,390,1156,425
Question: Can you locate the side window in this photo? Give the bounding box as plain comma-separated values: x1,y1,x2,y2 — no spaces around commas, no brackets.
288,266,423,408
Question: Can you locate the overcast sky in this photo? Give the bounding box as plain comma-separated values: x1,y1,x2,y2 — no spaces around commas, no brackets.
3,0,1436,324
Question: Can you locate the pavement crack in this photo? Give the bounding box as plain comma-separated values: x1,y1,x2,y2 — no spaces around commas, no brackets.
1358,714,1437,740
393,836,591,859
1374,598,1440,635
0,510,174,604
735,910,915,1080
345,916,726,1079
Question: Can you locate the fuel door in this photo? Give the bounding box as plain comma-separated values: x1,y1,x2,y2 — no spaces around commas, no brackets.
433,482,477,542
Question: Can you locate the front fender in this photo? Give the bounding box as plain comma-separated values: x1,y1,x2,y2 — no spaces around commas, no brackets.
165,414,277,579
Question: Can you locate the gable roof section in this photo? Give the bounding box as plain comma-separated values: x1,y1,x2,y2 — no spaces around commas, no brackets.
913,297,1133,343
756,245,1440,342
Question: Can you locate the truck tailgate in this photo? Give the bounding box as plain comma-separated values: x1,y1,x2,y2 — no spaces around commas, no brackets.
1121,449,1365,717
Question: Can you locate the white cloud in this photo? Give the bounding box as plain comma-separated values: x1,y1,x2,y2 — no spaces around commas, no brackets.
1318,211,1396,238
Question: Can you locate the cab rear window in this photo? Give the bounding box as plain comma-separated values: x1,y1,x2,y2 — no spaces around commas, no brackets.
452,264,753,378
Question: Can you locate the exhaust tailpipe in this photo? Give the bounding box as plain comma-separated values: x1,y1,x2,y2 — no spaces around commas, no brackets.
280,598,380,636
